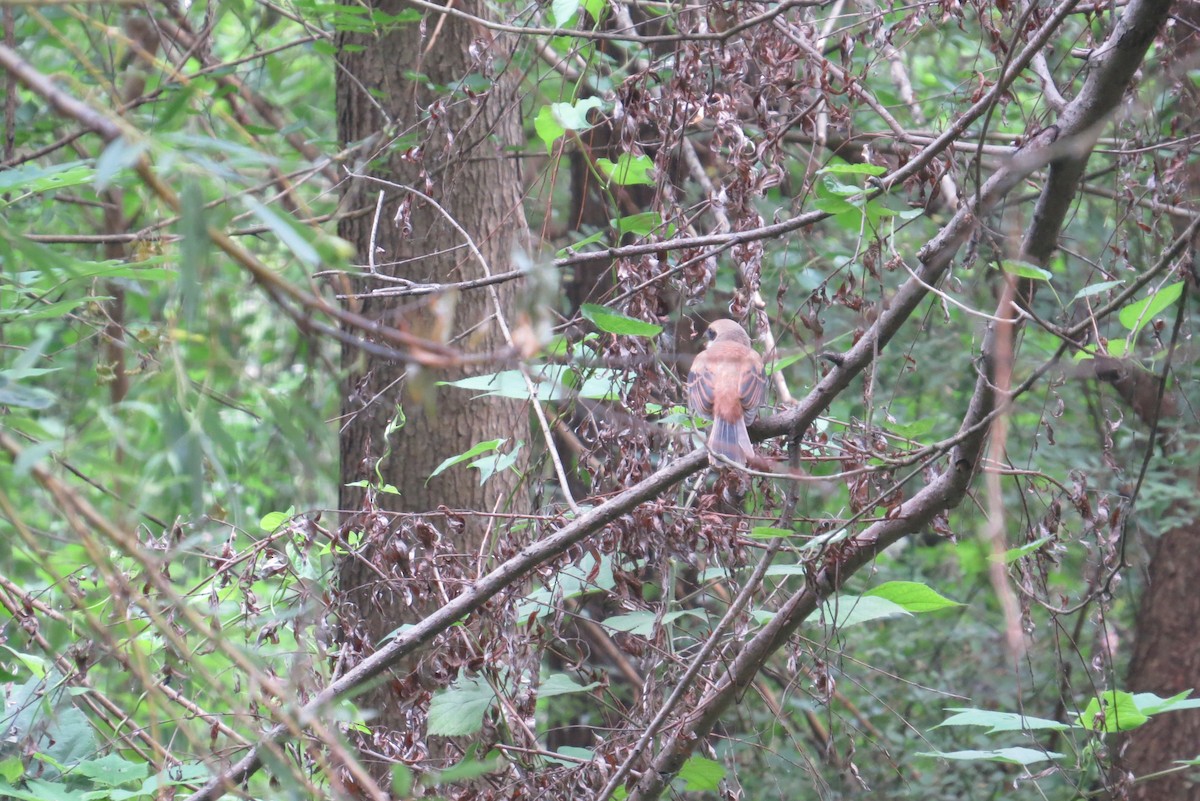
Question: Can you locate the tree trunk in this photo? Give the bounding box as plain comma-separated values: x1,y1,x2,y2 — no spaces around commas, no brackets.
334,0,532,784
1114,4,1200,798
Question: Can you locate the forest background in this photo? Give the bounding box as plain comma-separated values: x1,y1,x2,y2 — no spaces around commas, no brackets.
1,0,1199,799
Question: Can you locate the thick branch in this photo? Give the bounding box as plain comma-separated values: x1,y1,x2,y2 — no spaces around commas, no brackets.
628,1,1171,796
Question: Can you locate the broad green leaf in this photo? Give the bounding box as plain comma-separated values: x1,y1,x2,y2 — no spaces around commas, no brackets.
748,526,795,540
517,552,614,620
678,756,724,791
392,764,413,797
0,161,95,199
1000,260,1053,282
0,294,111,323
0,759,21,783
429,438,504,481
614,211,665,237
862,581,960,612
535,99,603,154
918,747,1063,765
817,162,887,176
581,0,606,22
540,672,601,697
595,153,655,186
427,675,495,736
441,369,563,400
936,707,1071,733
1104,338,1131,358
1080,690,1148,732
431,748,505,783
0,779,87,801
259,508,295,531
1118,281,1183,332
469,440,522,484
551,0,581,26
72,753,147,787
0,375,56,410
818,595,910,628
884,417,936,439
580,304,662,337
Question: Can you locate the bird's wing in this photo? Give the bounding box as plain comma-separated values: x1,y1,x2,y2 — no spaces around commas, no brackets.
687,356,716,417
740,355,767,424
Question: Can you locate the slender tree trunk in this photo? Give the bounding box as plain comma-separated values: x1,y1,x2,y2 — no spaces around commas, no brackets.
334,0,532,783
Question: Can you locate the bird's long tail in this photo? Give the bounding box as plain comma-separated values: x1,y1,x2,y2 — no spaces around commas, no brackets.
708,417,753,466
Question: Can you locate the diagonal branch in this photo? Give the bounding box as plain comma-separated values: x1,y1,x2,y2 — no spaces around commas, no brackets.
626,1,1173,797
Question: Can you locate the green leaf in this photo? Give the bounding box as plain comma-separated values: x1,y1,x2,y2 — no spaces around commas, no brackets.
0,161,95,199
534,107,565,155
614,211,665,237
429,438,504,481
1118,281,1184,333
748,526,795,540
557,229,607,256
1,646,48,679
392,764,413,797
1080,690,1148,732
0,294,111,323
918,747,1062,766
469,440,522,485
601,609,706,636
992,534,1055,564
245,198,321,267
0,374,56,410
817,161,887,176
72,754,147,788
862,581,961,612
427,675,495,737
517,552,614,620
818,595,910,628
259,508,295,532
935,708,1071,733
0,779,87,801
0,759,22,784
544,746,594,767
551,0,581,25
765,351,804,375
94,137,150,191
1000,260,1053,282
595,153,655,186
535,98,603,154
677,756,724,791
884,417,936,439
1072,280,1124,302
580,304,661,337
581,0,606,22
540,672,601,697
1132,690,1200,715
431,747,506,784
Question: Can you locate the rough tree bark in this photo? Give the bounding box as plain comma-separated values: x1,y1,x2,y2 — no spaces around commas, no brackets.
335,0,532,784
1114,5,1200,797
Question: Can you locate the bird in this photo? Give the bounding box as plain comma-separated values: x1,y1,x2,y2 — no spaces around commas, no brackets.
686,319,767,467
